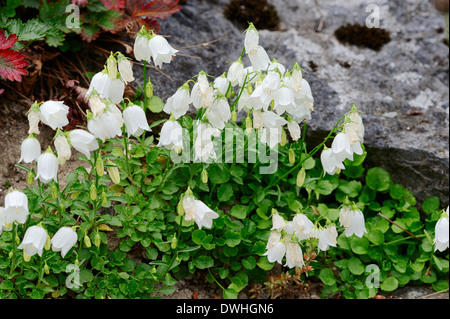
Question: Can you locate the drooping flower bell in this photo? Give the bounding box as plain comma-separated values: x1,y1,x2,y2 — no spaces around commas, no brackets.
27,102,41,135
157,119,184,154
54,129,72,165
134,28,152,63
434,207,449,252
284,241,305,269
320,147,345,176
117,52,135,84
163,82,191,119
205,96,232,130
244,23,259,55
4,190,29,225
19,135,41,164
316,225,338,252
263,233,286,264
190,72,214,110
35,147,59,183
39,100,70,131
51,226,78,258
0,206,12,235
181,190,219,229
87,103,123,142
18,224,48,258
193,122,221,162
86,69,125,105
227,58,245,87
339,202,367,238
68,129,99,159
123,104,151,137
148,34,178,69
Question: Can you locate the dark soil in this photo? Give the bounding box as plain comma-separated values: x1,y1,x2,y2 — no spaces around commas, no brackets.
334,23,391,51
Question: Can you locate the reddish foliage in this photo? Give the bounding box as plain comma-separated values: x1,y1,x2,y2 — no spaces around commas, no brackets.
0,30,28,82
101,0,126,10
125,0,181,33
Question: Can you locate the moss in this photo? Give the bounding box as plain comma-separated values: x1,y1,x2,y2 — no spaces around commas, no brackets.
224,0,280,31
334,23,391,51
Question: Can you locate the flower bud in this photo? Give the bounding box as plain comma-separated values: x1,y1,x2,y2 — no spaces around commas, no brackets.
107,53,118,80
71,192,80,200
84,234,92,248
90,184,97,201
177,199,185,216
107,162,121,185
245,116,252,132
296,168,306,188
246,83,253,95
231,110,237,122
51,183,58,200
289,148,296,165
94,231,101,247
101,191,108,205
9,251,13,259
27,171,34,186
280,129,287,147
45,235,51,250
96,156,104,177
171,234,178,249
44,262,50,275
145,78,154,99
201,168,208,184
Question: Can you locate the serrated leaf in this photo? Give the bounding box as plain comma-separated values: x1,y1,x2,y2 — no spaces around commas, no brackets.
0,31,28,81
137,0,181,20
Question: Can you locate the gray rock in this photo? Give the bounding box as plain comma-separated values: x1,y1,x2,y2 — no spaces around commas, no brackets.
135,0,449,207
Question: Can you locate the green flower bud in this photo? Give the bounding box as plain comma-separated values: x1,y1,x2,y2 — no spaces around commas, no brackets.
145,78,154,99
107,53,118,80
231,110,237,122
296,168,306,188
107,161,121,185
289,148,296,165
84,234,92,248
96,156,104,177
45,235,51,250
245,116,252,132
44,262,50,275
177,199,185,216
94,231,101,247
90,184,97,201
280,129,287,147
171,234,178,250
51,183,58,200
101,191,108,205
27,171,34,186
201,168,208,184
246,83,253,95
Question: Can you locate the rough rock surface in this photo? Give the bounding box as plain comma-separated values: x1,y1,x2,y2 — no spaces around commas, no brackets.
136,0,449,207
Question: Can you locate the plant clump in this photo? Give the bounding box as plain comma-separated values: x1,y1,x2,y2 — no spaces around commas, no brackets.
334,23,391,51
224,0,280,31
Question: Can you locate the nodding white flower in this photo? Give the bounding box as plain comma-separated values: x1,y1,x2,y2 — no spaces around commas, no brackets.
86,71,125,104
434,208,449,252
268,60,286,76
287,120,301,141
148,35,178,69
19,136,41,163
260,127,283,149
18,225,48,258
51,227,78,258
123,104,151,137
205,97,231,130
262,111,287,129
39,101,69,130
134,33,151,63
158,120,184,153
191,73,214,109
213,75,230,96
117,54,134,84
343,108,365,156
248,45,271,71
164,84,191,119
227,59,245,87
266,231,282,249
291,79,314,122
68,129,99,159
292,213,314,240
332,132,354,162
244,26,259,54
285,242,305,268
339,205,367,238
35,149,59,183
182,195,219,229
27,104,40,135
87,104,123,142
264,240,286,264
251,72,281,107
88,95,107,117
272,212,287,232
320,148,345,176
193,122,221,162
4,190,29,225
291,68,303,93
252,109,264,129
274,86,296,115
317,225,338,252
0,207,13,235
54,131,72,165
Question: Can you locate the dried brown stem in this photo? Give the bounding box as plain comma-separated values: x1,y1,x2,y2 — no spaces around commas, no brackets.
377,212,422,242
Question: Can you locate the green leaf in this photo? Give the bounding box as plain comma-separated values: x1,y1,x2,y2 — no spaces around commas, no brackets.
315,180,335,196
350,236,369,255
348,257,365,275
209,165,231,184
193,256,214,269
338,181,362,198
257,256,274,271
366,229,384,245
366,167,392,192
147,96,165,113
422,196,440,214
242,256,256,270
380,276,398,292
229,205,247,219
319,268,336,286
225,230,241,247
192,229,206,245
217,184,233,202
223,288,238,299
432,280,449,292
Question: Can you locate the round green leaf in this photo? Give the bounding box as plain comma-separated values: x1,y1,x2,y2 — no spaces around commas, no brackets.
147,96,164,113
348,257,365,275
319,268,336,286
380,276,398,292
366,167,392,192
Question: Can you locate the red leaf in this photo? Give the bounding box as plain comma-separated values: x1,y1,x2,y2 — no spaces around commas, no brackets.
0,88,4,95
101,0,126,10
0,31,28,82
135,17,161,34
137,0,181,20
0,30,18,50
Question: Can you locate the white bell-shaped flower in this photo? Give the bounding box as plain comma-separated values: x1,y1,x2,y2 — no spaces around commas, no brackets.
244,26,259,54
193,122,221,162
263,240,286,264
266,231,282,250
158,120,184,153
163,84,191,119
251,72,281,107
339,205,367,238
248,45,271,71
19,136,41,163
51,227,78,258
434,208,449,252
190,73,214,109
39,101,69,130
68,129,99,159
134,34,151,63
274,86,296,115
4,190,29,225
18,225,47,258
285,241,305,269
87,104,123,142
182,195,219,229
35,149,59,183
149,35,178,69
27,104,40,135
205,97,231,130
54,130,72,165
86,71,125,104
317,225,338,252
117,54,134,84
292,213,314,240
320,148,345,176
287,120,301,141
332,132,354,162
0,206,13,234
123,104,151,137
227,59,245,87
271,212,287,232
213,75,230,96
